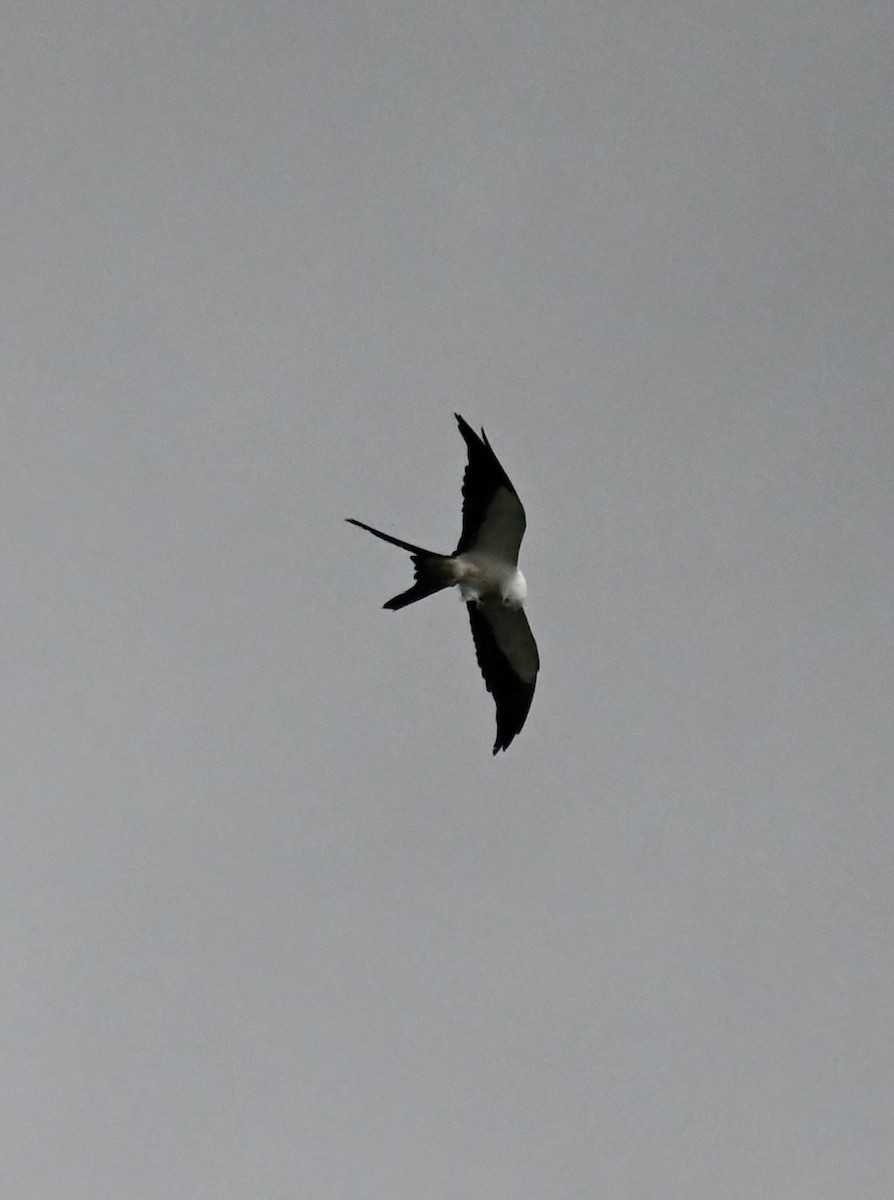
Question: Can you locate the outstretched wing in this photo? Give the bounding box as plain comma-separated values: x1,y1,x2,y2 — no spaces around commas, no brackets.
454,414,526,562
467,597,539,754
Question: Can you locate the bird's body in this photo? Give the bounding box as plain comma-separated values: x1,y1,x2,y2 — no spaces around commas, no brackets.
442,550,527,606
347,414,539,753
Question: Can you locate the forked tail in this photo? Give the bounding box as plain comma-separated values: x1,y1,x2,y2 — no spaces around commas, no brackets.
345,518,453,610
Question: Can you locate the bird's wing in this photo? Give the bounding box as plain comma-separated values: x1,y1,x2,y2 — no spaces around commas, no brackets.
454,414,526,562
467,597,539,753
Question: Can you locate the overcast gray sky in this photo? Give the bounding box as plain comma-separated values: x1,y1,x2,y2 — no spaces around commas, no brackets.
4,2,893,1197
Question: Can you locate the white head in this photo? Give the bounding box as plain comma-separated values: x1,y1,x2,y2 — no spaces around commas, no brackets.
502,569,527,607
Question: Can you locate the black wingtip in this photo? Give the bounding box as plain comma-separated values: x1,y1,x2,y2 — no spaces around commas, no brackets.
455,412,492,452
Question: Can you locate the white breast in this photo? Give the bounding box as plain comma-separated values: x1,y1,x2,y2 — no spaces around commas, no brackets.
451,554,527,607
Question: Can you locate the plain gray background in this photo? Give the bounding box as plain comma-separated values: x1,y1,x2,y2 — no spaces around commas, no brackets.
5,2,893,1197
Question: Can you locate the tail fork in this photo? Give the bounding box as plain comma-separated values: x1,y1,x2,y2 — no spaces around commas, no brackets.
345,518,453,610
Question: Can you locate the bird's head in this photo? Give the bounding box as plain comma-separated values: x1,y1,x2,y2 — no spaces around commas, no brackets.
501,569,527,608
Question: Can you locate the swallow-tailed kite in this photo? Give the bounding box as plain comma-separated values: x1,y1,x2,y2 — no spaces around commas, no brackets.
347,414,539,753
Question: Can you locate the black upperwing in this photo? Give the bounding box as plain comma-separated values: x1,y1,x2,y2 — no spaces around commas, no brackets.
467,596,539,753
454,414,526,562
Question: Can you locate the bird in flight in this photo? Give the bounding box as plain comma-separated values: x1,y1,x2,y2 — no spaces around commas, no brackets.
347,414,539,753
